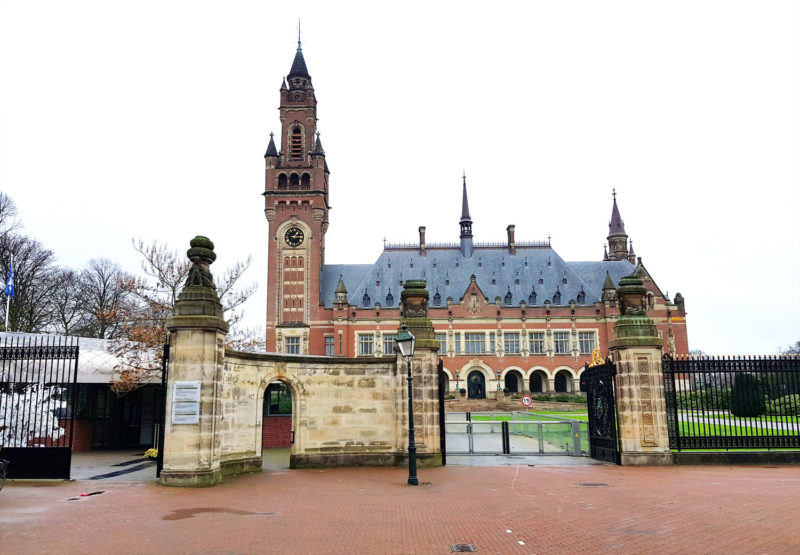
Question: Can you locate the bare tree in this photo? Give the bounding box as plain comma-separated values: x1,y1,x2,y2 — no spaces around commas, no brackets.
109,238,257,394
781,341,800,356
48,268,86,335
79,258,134,339
0,234,57,332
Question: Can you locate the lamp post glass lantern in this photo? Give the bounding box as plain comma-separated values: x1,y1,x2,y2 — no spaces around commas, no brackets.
395,324,418,486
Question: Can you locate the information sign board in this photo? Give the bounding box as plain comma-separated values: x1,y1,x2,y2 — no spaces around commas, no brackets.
171,381,201,424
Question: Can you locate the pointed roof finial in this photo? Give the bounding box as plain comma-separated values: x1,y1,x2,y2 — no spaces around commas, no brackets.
297,18,302,50
612,187,616,201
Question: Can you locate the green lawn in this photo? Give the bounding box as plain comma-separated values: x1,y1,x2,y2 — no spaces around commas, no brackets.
679,421,796,437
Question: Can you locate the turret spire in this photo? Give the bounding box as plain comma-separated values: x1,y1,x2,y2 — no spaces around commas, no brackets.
459,172,473,257
287,31,312,89
264,132,278,158
608,188,626,236
606,189,630,261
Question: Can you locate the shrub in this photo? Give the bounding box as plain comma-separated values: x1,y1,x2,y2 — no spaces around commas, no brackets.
459,388,466,395
729,374,766,417
502,387,511,394
676,388,731,410
765,394,800,417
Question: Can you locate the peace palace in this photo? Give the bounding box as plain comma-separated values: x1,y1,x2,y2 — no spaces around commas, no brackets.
263,40,689,398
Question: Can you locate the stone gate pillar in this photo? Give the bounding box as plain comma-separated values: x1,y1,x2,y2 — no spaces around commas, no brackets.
160,237,229,486
399,280,442,467
608,274,672,465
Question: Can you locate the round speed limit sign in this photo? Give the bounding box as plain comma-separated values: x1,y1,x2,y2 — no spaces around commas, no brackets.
521,395,533,407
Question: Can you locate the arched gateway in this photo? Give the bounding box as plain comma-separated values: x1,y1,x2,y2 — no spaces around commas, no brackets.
159,240,444,487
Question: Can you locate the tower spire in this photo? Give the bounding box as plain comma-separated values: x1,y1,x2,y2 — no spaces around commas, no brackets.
607,189,629,261
287,29,312,89
459,172,474,257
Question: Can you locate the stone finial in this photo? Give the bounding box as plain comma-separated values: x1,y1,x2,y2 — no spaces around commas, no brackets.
608,272,660,348
399,280,437,349
184,236,216,290
167,236,227,334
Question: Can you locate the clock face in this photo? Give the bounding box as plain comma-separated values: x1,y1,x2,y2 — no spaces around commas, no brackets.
284,226,305,247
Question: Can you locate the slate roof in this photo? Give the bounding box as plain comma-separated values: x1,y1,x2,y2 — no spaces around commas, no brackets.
609,195,626,236
320,247,634,309
288,45,311,81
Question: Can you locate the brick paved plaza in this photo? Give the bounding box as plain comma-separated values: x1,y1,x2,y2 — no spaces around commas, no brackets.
1,463,799,554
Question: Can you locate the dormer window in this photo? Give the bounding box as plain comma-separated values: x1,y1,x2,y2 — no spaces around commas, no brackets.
433,291,441,306
577,287,586,304
552,289,561,304
385,290,393,306
504,290,512,305
528,290,537,305
362,291,371,307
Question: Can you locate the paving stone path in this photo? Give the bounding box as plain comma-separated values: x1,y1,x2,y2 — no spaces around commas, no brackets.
1,464,799,554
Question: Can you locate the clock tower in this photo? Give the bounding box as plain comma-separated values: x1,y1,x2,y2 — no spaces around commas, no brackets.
264,39,330,353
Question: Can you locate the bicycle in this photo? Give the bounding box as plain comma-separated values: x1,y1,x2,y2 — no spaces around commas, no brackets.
0,456,8,492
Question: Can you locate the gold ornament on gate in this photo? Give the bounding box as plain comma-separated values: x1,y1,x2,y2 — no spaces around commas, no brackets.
589,347,605,367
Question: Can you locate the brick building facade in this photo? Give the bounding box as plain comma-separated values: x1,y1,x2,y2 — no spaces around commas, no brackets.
263,41,689,398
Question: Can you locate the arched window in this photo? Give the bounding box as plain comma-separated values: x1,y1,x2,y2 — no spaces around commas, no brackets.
290,127,303,160
278,174,288,189
528,290,537,305
298,257,304,268
289,173,300,189
301,173,311,189
284,257,290,267
554,372,568,392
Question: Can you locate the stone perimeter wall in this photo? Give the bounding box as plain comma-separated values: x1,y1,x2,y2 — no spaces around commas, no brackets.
218,349,441,471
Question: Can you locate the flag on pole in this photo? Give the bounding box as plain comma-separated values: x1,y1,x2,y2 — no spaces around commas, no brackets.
4,262,14,297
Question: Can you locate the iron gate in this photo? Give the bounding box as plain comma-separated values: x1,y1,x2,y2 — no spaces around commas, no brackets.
0,335,80,479
155,343,169,478
437,358,446,466
662,354,800,450
583,358,620,464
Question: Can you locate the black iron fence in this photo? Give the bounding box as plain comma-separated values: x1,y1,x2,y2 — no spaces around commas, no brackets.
662,354,800,450
0,336,79,478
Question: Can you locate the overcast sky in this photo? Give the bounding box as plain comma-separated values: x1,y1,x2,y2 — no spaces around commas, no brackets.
1,1,798,354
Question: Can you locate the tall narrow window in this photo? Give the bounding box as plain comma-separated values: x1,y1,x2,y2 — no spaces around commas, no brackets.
301,173,311,189
325,336,335,356
382,334,396,356
504,332,520,354
578,331,596,355
358,333,374,356
529,332,545,354
464,333,485,355
553,331,570,354
435,333,447,355
285,337,300,354
278,174,288,188
290,127,303,160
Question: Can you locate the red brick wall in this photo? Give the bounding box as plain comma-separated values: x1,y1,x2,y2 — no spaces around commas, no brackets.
28,419,93,452
262,416,292,448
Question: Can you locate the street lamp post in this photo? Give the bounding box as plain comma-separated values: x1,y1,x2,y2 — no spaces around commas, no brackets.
395,324,418,486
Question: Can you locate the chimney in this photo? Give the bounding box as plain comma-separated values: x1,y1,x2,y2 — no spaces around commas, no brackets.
507,224,516,255
419,226,426,256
